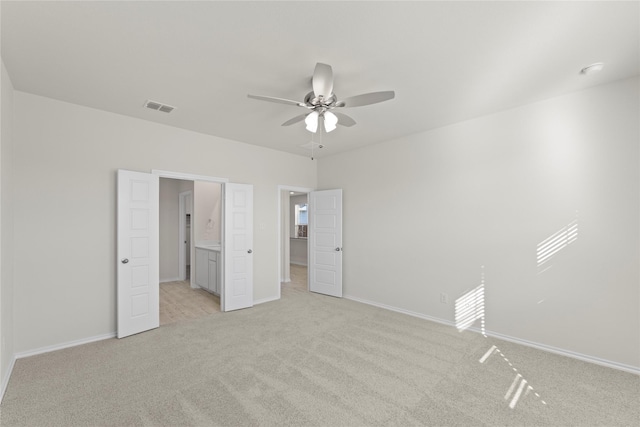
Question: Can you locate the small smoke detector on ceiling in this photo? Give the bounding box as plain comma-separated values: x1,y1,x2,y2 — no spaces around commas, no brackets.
580,62,604,75
143,99,176,113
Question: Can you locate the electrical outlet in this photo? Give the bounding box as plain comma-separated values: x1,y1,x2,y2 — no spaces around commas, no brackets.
440,292,449,304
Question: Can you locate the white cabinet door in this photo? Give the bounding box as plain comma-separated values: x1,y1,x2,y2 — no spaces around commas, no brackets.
309,189,343,297
195,248,209,289
208,259,218,294
224,183,254,311
117,170,159,338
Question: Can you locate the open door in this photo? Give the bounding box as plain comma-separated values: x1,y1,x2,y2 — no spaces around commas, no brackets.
117,170,159,338
224,183,254,311
309,189,343,297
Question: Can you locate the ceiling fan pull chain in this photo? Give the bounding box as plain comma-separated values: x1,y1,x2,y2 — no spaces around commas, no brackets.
311,132,315,160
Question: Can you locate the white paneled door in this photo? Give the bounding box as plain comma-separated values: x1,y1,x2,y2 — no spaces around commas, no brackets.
117,170,159,338
224,183,254,311
309,189,343,297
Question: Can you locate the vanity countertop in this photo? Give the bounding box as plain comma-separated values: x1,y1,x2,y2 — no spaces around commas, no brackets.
195,244,221,252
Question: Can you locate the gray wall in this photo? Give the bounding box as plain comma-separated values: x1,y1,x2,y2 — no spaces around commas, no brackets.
318,77,639,369
159,178,180,281
159,178,193,282
1,60,16,394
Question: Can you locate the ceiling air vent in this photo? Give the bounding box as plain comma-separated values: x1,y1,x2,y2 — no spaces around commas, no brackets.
143,99,175,113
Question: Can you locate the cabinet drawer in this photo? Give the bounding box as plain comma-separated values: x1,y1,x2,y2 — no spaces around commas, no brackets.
208,250,218,261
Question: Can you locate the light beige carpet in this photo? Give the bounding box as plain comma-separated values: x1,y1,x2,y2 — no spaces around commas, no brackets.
160,280,220,326
1,281,638,426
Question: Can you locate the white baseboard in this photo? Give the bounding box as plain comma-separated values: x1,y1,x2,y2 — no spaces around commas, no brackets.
14,332,116,360
344,294,457,328
343,294,640,375
290,261,307,267
0,354,16,403
482,330,640,375
254,296,280,305
2,332,116,403
160,277,181,283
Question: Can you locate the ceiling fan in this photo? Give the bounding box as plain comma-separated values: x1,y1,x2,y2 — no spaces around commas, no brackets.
248,63,395,133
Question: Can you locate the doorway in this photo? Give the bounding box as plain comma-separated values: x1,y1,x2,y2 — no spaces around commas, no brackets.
178,190,192,281
278,187,344,301
289,192,309,291
159,178,221,325
278,185,314,298
117,169,255,338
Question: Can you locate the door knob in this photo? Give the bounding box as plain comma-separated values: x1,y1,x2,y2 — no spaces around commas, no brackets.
247,249,253,254
121,258,129,264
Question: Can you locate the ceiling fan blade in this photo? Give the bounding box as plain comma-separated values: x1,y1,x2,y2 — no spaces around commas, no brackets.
334,112,356,127
336,91,395,108
248,94,304,107
281,113,308,126
312,63,334,99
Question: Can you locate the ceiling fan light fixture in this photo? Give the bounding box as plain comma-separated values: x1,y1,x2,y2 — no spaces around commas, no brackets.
248,63,396,134
305,111,319,133
324,111,338,133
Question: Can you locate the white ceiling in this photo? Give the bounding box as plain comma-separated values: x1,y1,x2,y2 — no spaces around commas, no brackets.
2,1,638,158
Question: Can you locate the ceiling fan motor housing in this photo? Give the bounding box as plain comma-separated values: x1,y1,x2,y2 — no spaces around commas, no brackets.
304,91,337,112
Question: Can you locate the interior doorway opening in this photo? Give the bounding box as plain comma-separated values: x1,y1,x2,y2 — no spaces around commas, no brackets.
117,169,255,338
288,192,309,291
178,190,192,281
278,185,314,297
158,176,224,325
277,187,344,299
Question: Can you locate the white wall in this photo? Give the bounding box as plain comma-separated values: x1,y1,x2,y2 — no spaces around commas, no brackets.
12,91,316,353
194,181,221,244
1,60,16,395
317,77,639,369
179,182,193,199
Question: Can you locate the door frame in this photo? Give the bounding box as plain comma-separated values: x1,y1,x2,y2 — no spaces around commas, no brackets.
178,190,192,282
153,170,229,311
277,185,314,299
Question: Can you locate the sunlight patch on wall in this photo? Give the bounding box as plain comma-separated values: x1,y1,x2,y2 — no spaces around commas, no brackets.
537,215,578,272
455,266,485,335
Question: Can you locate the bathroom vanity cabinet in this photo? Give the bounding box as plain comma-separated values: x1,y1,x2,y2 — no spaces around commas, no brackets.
195,246,221,295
